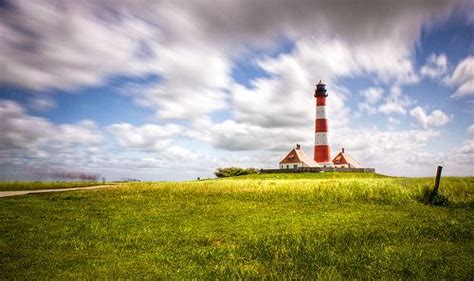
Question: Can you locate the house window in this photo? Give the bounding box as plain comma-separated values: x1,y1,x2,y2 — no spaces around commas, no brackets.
287,165,289,169
293,164,298,169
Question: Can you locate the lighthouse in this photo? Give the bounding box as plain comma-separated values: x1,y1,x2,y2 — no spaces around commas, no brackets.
314,80,332,166
275,80,373,172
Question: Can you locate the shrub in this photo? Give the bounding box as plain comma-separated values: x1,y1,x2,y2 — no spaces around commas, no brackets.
420,186,449,206
214,167,257,178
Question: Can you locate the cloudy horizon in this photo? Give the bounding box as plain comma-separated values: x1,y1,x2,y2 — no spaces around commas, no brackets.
0,0,473,181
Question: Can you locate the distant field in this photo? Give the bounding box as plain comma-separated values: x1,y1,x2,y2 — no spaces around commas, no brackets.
0,173,473,279
0,181,107,191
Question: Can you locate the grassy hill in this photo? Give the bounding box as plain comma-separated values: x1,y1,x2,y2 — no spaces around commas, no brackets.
0,181,107,191
1,173,473,279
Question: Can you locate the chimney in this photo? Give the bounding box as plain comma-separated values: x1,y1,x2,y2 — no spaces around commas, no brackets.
342,148,345,153
296,144,301,150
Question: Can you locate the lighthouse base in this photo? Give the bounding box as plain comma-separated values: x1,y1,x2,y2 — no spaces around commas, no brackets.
316,162,334,168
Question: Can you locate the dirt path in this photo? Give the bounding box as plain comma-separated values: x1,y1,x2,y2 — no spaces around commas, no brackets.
0,185,116,198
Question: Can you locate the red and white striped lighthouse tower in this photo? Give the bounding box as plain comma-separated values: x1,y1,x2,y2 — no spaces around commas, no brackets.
314,80,332,166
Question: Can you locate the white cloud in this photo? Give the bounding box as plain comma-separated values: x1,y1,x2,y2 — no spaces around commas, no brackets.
468,124,474,133
358,103,376,115
358,87,384,115
0,0,455,114
165,145,198,161
409,106,451,129
0,100,102,150
0,102,205,180
361,87,384,104
455,139,474,155
447,56,474,98
0,99,103,171
388,117,401,125
55,120,103,146
183,117,309,152
108,122,199,162
332,128,440,156
0,1,159,90
439,139,474,174
331,135,473,176
108,123,183,151
378,86,413,115
420,53,448,79
353,41,419,85
131,46,231,120
0,100,53,150
330,127,442,176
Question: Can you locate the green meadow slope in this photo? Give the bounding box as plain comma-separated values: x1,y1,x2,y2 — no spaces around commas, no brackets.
0,181,106,191
0,173,473,279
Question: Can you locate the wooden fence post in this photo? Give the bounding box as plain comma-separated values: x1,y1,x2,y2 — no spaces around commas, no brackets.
430,166,443,202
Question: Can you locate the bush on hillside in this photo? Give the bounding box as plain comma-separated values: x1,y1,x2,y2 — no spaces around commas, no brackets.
214,167,258,178
420,186,449,206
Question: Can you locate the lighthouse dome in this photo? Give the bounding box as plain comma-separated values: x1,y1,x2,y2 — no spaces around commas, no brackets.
315,80,328,97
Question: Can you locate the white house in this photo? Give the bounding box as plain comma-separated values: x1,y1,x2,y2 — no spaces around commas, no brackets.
279,144,319,169
332,148,363,168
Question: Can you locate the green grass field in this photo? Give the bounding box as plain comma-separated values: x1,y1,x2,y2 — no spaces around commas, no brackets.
0,181,107,191
1,173,473,279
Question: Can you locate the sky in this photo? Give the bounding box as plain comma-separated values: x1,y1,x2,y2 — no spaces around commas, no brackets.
0,0,473,181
